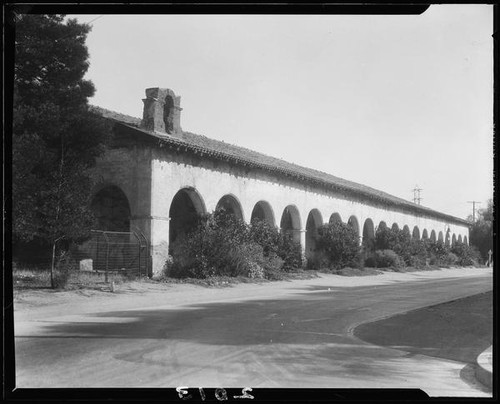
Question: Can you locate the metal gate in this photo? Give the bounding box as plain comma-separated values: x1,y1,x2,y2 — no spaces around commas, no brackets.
86,230,150,277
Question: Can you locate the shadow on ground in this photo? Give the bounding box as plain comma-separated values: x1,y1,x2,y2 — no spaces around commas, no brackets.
353,291,492,364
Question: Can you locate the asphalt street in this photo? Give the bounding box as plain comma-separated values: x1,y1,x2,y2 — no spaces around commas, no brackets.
14,269,492,396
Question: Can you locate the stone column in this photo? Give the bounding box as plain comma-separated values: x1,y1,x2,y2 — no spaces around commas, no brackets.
149,216,171,277
299,229,307,267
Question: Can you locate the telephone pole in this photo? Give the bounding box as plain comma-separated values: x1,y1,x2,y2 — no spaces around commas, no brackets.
412,185,422,205
467,201,481,223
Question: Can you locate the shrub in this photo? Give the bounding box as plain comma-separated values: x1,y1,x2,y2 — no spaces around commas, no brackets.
316,221,361,269
426,240,449,266
250,219,302,271
374,249,405,269
451,243,482,266
276,234,303,271
166,211,289,279
443,252,459,266
52,251,77,289
247,262,264,279
364,256,377,268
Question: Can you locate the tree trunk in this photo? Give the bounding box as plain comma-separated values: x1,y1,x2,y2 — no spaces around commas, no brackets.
51,241,56,288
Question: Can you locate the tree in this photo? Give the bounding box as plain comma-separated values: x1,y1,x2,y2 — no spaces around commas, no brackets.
13,14,111,286
469,199,493,262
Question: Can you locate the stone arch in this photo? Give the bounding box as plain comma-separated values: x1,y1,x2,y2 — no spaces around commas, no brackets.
280,205,302,244
163,95,175,134
329,212,342,224
422,229,429,240
362,218,375,256
91,185,131,232
250,200,275,226
216,194,244,221
452,234,457,246
391,223,400,231
438,231,444,243
412,226,420,240
378,221,388,231
305,209,323,261
169,187,206,248
458,234,463,244
348,215,360,240
402,225,411,236
430,230,437,242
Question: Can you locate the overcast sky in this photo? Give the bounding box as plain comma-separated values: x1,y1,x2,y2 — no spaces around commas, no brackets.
68,5,493,220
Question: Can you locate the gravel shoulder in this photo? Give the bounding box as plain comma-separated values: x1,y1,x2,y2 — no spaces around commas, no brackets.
13,267,492,321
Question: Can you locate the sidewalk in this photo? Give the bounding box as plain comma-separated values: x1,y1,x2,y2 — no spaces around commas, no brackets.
476,346,493,390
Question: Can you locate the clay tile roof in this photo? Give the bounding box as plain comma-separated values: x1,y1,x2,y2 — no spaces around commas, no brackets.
91,105,469,226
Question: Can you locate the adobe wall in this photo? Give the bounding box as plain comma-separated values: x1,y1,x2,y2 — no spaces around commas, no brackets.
147,147,470,275
91,145,153,240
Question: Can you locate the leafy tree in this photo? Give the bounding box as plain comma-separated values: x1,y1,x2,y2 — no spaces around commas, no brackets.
13,14,111,286
469,199,493,262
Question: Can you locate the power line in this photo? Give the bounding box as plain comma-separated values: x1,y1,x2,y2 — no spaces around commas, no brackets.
87,15,104,25
467,201,481,223
412,185,422,205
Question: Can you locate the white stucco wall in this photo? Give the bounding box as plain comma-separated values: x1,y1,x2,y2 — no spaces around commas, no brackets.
145,148,469,274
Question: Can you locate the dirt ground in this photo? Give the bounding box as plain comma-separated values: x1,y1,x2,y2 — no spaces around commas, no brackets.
13,266,492,321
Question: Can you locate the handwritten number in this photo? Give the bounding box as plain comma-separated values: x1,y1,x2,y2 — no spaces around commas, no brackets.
176,386,192,400
234,387,254,399
215,388,228,401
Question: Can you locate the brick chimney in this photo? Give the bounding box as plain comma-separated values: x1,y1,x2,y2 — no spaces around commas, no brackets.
140,88,182,135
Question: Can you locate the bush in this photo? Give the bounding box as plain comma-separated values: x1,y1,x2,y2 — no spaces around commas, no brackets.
315,221,361,269
373,249,405,269
451,243,482,266
166,211,290,279
52,251,77,289
250,218,302,271
364,256,377,268
443,252,459,266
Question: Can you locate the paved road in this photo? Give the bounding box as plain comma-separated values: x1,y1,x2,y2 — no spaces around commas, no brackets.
14,270,492,396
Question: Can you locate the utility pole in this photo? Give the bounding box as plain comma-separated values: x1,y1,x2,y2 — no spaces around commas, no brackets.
412,185,422,205
467,201,481,223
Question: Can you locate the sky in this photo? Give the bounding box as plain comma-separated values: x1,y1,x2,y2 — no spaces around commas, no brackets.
67,5,493,220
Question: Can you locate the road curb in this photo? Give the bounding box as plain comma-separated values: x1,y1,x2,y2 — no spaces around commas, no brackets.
475,346,492,390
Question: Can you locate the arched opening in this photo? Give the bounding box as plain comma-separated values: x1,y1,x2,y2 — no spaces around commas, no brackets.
403,225,410,235
163,95,174,134
216,194,244,221
391,223,400,231
452,234,457,246
348,215,360,242
458,234,463,244
378,221,388,231
305,209,323,261
422,229,429,240
169,188,206,249
445,230,451,247
329,212,342,224
362,218,375,257
430,230,437,242
412,226,420,240
280,205,301,244
438,231,444,243
91,185,131,232
250,201,275,226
